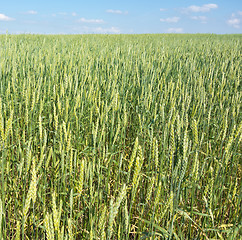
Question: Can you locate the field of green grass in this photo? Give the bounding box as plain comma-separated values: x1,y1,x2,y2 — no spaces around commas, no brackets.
0,34,241,239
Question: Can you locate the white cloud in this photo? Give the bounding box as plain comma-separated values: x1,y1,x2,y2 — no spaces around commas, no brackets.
227,12,241,29
79,17,105,24
51,12,77,17
227,18,240,28
185,4,218,13
191,16,207,23
25,10,37,15
106,9,128,15
0,13,15,21
75,26,121,34
93,26,121,34
160,8,166,12
160,17,180,23
167,28,183,33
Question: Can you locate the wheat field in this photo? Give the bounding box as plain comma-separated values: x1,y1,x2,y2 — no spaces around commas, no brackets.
0,34,241,239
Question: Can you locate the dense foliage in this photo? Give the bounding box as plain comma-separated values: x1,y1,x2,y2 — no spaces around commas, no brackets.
0,34,241,239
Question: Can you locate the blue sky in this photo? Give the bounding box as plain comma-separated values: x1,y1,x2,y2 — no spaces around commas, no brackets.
0,0,242,34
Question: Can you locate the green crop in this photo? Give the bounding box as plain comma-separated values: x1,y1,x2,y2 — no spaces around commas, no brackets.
0,33,241,239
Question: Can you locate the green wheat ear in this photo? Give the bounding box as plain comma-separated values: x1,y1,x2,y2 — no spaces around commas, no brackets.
108,184,126,239
192,118,198,146
154,181,162,208
169,124,175,174
127,137,139,181
99,205,107,239
68,218,73,240
39,114,42,140
44,212,54,240
23,157,37,223
4,110,13,143
146,176,155,203
152,137,159,170
15,221,21,240
52,192,59,233
77,158,85,196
